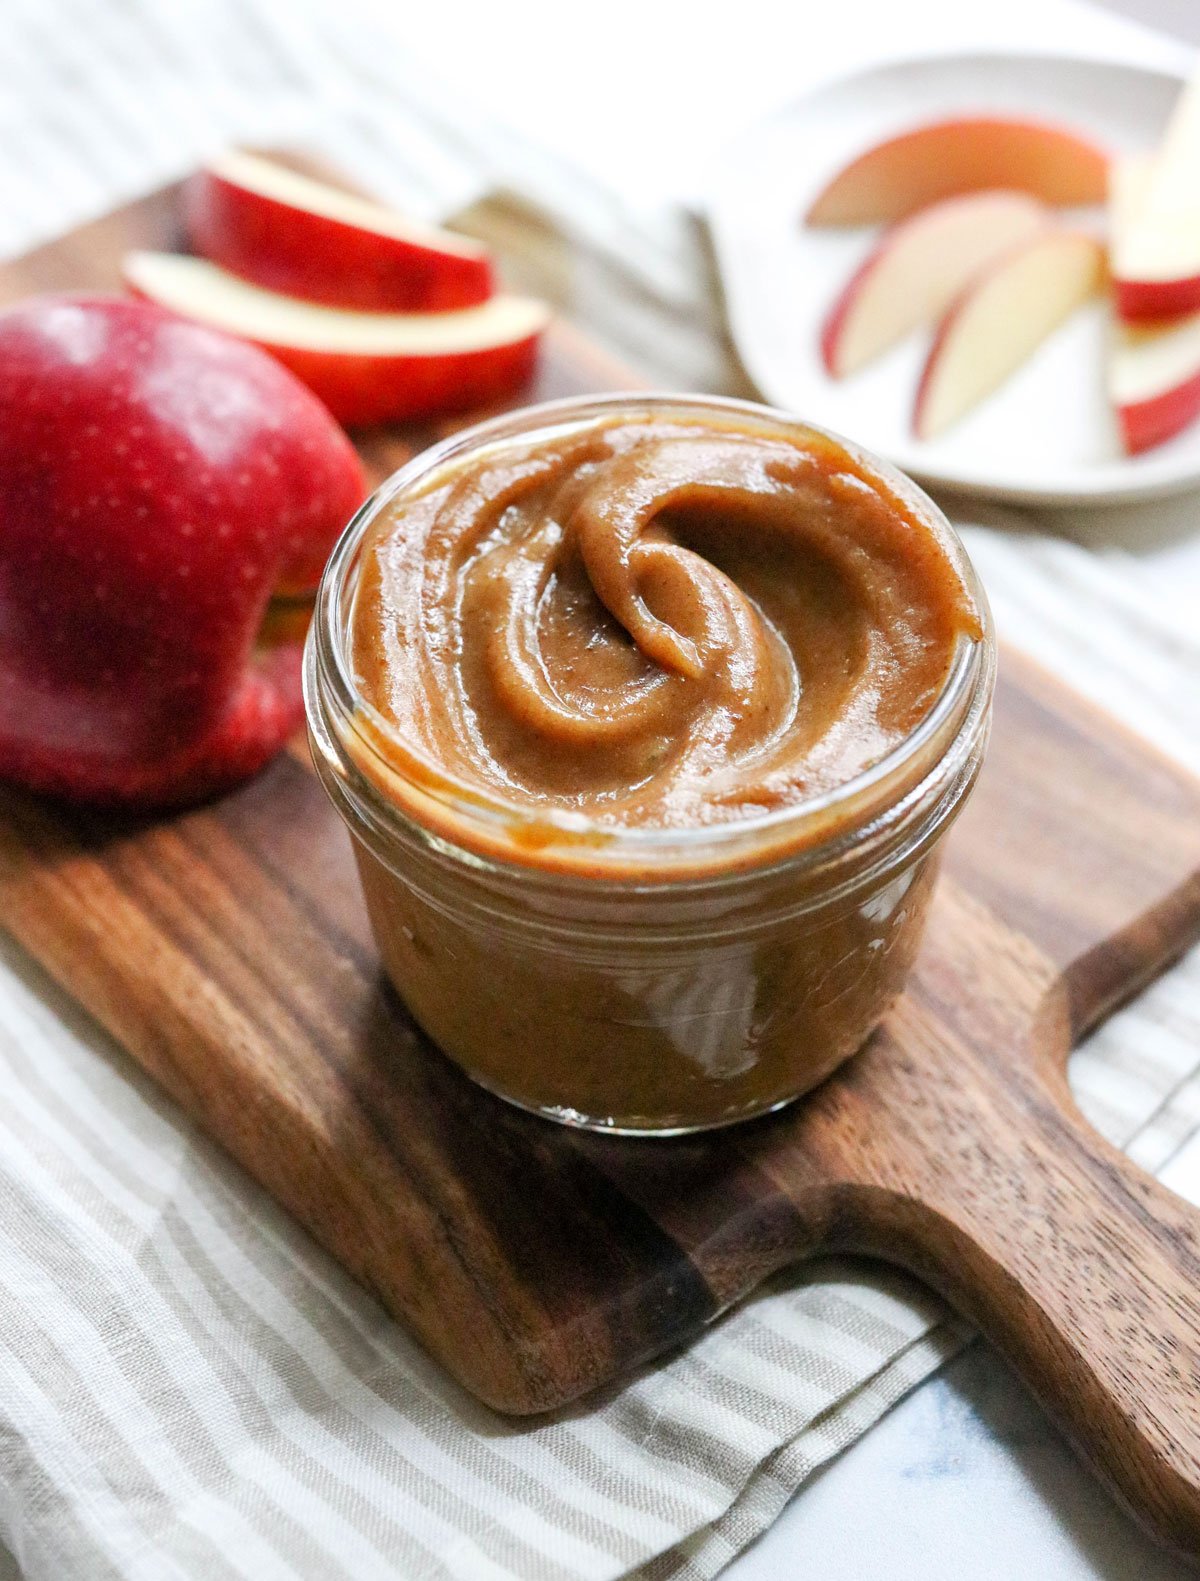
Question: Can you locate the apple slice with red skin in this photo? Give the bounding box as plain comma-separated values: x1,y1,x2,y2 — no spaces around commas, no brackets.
1110,78,1200,322
124,251,548,428
1110,309,1200,453
806,116,1109,226
1103,153,1200,448
0,294,366,807
913,229,1106,440
185,150,495,312
821,190,1048,376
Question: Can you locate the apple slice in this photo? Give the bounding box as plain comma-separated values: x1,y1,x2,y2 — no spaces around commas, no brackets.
821,190,1047,376
1110,310,1200,453
123,252,548,427
185,149,495,312
913,229,1106,440
1111,70,1200,321
806,117,1109,226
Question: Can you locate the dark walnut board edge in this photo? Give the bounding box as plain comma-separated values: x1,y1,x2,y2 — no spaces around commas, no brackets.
3,177,1200,1560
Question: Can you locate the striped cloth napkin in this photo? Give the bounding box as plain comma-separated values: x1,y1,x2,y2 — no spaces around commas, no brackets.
1,3,1198,1577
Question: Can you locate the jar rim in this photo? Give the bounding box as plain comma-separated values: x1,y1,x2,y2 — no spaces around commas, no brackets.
305,392,995,876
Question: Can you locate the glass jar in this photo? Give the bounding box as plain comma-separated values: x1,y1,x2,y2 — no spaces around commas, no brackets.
304,394,995,1135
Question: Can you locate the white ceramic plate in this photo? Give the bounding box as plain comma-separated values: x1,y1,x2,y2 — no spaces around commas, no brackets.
707,51,1193,506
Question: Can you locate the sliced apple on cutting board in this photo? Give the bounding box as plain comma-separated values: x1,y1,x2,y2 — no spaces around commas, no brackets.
1110,71,1200,322
123,251,549,427
1109,310,1200,453
913,229,1106,440
185,149,495,312
821,190,1048,376
806,116,1109,226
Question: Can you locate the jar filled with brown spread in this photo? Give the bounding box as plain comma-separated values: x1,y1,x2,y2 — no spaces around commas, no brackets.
306,395,994,1133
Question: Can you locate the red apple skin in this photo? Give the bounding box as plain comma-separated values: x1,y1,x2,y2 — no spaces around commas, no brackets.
912,307,955,438
256,333,544,427
819,251,870,376
1116,275,1200,322
1118,371,1200,453
0,294,366,807
185,165,495,313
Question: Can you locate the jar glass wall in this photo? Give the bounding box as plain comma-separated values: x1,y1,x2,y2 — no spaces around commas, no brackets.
305,394,995,1134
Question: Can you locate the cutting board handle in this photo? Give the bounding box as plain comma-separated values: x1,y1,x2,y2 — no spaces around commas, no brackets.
882,1083,1200,1556
821,883,1200,1558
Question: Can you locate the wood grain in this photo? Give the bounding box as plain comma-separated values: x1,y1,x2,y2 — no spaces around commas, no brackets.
2,177,1200,1559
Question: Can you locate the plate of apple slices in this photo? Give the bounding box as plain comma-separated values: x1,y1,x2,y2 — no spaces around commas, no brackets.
708,50,1200,505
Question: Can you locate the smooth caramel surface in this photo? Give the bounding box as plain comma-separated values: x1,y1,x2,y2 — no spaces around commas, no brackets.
349,414,979,833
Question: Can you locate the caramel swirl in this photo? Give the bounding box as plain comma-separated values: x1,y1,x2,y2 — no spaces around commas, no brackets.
350,414,979,829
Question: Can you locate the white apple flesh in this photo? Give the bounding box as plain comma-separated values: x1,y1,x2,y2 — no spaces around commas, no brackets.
821,190,1048,377
186,150,495,312
806,116,1109,226
123,251,549,427
913,229,1106,440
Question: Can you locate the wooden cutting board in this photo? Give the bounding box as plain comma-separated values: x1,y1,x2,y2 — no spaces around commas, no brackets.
3,179,1200,1561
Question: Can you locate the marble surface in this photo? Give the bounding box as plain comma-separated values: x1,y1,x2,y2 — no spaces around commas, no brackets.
729,1341,1193,1580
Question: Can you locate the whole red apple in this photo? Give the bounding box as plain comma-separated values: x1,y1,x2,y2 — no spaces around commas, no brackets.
0,294,366,806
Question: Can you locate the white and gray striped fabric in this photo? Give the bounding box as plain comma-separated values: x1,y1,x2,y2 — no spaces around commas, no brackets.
1,2,1199,1577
